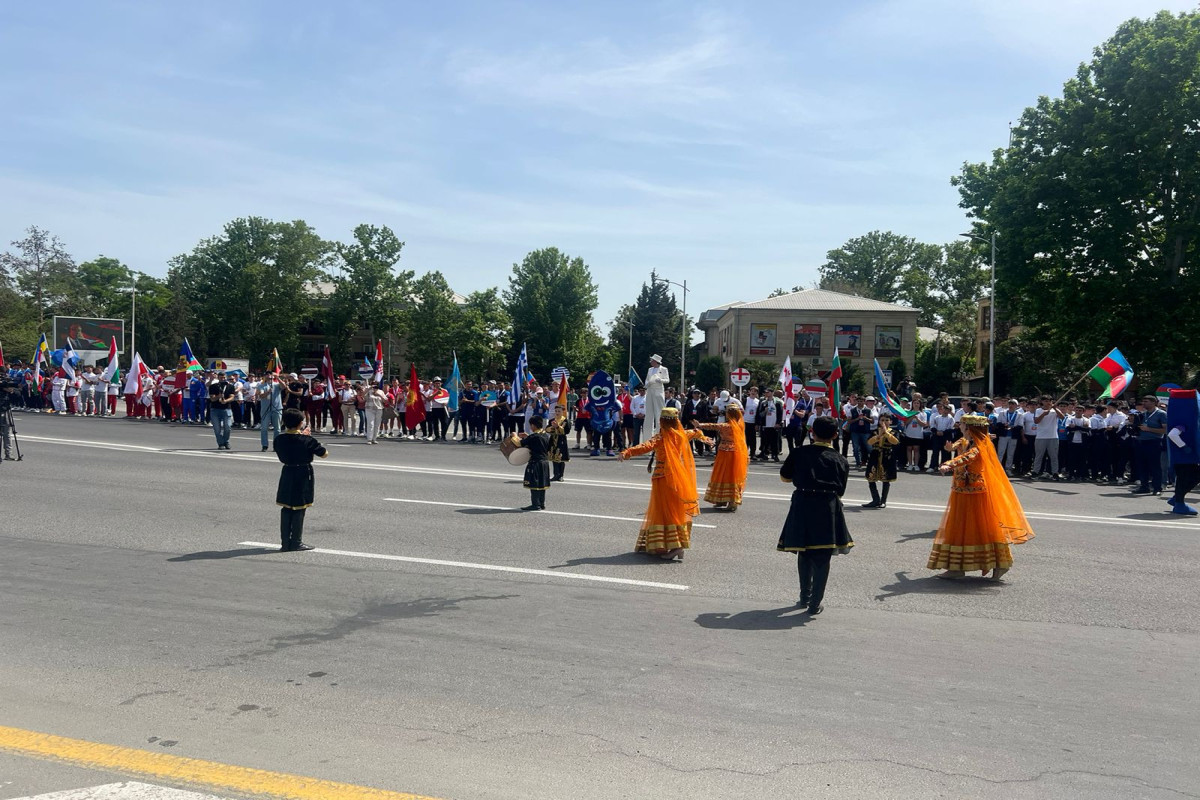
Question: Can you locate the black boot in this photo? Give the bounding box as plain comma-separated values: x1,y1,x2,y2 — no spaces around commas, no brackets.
797,554,812,607
862,484,881,508
879,482,890,509
522,491,541,511
290,509,313,551
280,509,294,551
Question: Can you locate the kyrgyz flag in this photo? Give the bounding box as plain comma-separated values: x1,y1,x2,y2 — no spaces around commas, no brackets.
99,337,120,385
1088,348,1134,400
829,348,843,419
405,363,426,429
874,358,918,419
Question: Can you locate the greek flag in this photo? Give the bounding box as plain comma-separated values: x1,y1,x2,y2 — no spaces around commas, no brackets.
510,343,527,406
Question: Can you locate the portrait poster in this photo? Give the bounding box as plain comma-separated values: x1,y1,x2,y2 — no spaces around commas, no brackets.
53,316,125,352
834,324,862,357
749,323,777,356
875,325,902,358
793,324,821,356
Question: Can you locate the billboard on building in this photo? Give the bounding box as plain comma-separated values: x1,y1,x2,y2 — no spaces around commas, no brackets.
794,324,821,356
749,323,777,356
834,324,862,357
53,316,125,353
875,325,902,358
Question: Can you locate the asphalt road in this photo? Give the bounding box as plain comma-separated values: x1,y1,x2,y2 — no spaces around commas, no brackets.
2,413,1198,800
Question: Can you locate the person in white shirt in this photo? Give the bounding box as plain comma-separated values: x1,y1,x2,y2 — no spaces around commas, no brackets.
338,382,358,437
629,387,646,446
243,376,260,429
928,404,956,472
995,399,1023,473
1031,395,1061,480
742,387,760,457
363,381,387,444
1016,399,1039,475
79,366,97,415
902,400,929,471
66,374,81,415
50,373,67,413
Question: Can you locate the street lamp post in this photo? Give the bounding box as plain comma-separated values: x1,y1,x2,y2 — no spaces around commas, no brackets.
960,232,997,398
613,318,635,378
652,276,689,390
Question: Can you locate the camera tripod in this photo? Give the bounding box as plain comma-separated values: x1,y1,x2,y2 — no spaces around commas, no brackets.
1,406,22,463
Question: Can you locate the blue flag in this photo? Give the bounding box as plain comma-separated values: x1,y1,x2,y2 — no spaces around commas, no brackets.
448,353,461,413
510,343,527,406
627,367,642,391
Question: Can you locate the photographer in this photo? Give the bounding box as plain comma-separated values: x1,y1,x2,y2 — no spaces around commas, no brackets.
0,376,18,461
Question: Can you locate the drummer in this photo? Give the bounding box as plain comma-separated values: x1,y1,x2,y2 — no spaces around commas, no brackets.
518,416,552,511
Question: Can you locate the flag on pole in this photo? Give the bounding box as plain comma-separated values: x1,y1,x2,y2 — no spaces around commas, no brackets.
779,356,795,423
829,348,843,419
627,367,641,391
32,333,49,387
510,343,528,406
266,348,283,375
321,345,335,398
61,341,78,381
873,358,918,419
405,363,426,429
1088,348,1134,400
372,340,384,385
358,354,373,378
178,339,203,372
556,373,570,413
99,337,120,385
448,352,461,413
124,352,149,396
0,341,5,368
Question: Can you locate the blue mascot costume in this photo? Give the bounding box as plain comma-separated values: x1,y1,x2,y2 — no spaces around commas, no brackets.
1166,388,1200,515
587,370,618,457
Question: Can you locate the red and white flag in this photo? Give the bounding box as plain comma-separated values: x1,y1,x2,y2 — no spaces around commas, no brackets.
320,345,335,399
779,356,795,423
372,340,384,385
123,352,151,396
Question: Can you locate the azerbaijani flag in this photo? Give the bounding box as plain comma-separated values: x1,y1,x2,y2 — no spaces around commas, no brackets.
99,337,120,385
1088,348,1134,400
829,348,843,419
873,359,918,419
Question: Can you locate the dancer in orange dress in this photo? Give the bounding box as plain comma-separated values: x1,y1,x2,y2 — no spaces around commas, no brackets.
692,400,750,512
619,407,712,560
930,413,1035,580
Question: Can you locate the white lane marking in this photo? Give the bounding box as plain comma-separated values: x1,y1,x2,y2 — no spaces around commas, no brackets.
193,433,352,447
22,435,1199,531
10,781,227,800
238,541,690,591
383,497,718,528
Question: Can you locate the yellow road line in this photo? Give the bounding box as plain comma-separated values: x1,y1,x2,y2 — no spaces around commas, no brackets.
0,725,443,800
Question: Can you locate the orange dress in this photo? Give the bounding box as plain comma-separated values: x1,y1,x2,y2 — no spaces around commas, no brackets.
696,418,749,508
622,428,707,553
928,435,1035,572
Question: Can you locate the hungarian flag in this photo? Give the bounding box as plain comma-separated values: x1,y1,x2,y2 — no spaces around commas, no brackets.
405,363,426,429
266,348,282,375
99,337,120,385
372,340,384,385
829,348,843,419
1088,348,1134,400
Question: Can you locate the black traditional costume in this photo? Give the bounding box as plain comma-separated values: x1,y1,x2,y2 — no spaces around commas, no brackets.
273,431,328,551
777,441,853,613
547,418,572,481
864,426,899,508
520,431,552,509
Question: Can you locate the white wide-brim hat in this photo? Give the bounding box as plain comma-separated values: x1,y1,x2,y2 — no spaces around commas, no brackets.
650,354,662,363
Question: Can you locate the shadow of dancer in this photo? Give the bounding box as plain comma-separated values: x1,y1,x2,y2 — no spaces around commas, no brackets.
695,605,813,631
875,571,999,602
168,547,278,562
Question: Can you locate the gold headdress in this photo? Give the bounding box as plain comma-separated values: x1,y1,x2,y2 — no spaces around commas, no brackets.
660,407,680,420
961,413,990,427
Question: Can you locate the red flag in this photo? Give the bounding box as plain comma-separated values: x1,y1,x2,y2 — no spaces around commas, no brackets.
373,340,384,384
321,345,335,399
405,363,426,429
555,374,570,412
0,340,5,368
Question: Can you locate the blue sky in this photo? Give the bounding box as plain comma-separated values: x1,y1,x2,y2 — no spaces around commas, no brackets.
1,0,1193,331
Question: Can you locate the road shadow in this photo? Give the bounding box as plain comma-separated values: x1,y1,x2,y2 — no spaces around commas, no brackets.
168,546,278,562
894,529,937,544
695,605,812,631
1098,492,1150,499
1024,486,1079,496
456,507,524,516
546,552,665,569
875,571,999,602
1121,511,1196,521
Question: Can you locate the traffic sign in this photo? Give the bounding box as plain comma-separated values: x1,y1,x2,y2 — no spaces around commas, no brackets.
730,367,751,387
300,366,319,379
804,378,828,397
551,366,570,381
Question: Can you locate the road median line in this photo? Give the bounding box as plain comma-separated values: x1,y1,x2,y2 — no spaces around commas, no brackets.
0,724,442,800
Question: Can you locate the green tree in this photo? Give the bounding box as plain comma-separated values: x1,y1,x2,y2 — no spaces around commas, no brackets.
0,225,79,328
169,217,329,366
404,271,461,374
503,247,599,376
0,281,39,360
694,356,726,393
326,224,412,367
737,358,780,393
606,272,686,381
953,10,1200,383
819,231,941,310
452,288,512,381
76,256,134,317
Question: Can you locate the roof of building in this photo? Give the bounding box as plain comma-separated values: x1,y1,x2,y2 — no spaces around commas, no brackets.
698,288,917,326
